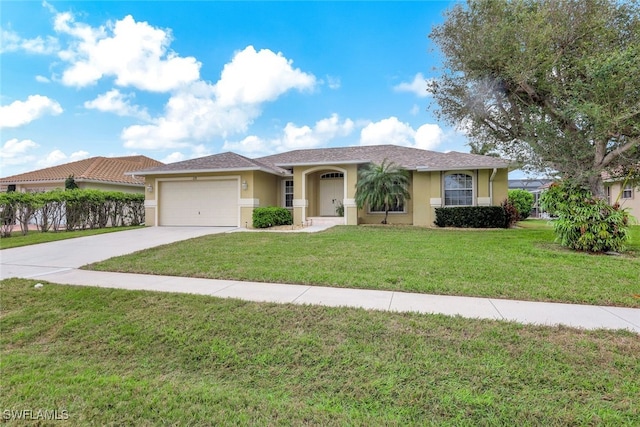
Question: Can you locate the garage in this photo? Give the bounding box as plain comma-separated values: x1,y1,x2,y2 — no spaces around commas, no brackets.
158,179,239,226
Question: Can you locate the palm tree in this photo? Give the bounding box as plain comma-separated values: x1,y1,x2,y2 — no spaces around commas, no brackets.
355,159,411,224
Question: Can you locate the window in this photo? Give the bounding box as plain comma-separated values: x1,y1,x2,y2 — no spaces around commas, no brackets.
369,197,405,213
622,183,634,199
606,186,611,205
320,172,344,179
444,173,474,206
284,180,293,208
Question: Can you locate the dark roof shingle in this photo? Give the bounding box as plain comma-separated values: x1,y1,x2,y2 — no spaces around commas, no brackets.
133,145,512,176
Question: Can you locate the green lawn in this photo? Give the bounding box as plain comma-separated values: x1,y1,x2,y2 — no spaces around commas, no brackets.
2,279,638,425
0,226,144,250
87,222,640,307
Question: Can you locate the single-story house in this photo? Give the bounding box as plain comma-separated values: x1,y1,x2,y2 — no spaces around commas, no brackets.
0,155,164,194
132,145,512,228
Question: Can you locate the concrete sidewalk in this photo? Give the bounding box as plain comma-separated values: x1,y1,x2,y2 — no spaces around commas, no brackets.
2,225,638,333
23,268,640,333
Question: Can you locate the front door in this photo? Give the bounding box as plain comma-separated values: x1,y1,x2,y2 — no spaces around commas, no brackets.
319,173,344,216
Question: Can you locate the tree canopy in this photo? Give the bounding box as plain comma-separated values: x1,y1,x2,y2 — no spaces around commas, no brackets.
428,0,640,196
355,160,411,224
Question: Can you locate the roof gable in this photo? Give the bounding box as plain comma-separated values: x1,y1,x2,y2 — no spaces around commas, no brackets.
133,152,288,175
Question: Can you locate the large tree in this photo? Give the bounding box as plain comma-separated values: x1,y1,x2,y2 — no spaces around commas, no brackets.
428,0,640,197
355,160,411,224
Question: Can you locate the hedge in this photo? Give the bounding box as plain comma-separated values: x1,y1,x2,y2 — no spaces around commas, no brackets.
0,189,145,237
252,207,293,228
434,206,508,228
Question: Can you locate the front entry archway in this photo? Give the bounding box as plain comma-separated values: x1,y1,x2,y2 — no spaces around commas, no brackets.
319,172,344,216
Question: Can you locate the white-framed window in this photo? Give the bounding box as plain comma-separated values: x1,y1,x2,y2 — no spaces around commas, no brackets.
283,179,293,208
369,197,406,214
444,172,474,206
622,183,634,199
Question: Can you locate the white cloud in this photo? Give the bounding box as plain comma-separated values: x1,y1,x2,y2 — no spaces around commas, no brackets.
359,117,443,150
410,104,420,116
121,81,259,150
0,95,63,128
160,145,210,164
122,47,317,151
414,124,445,150
0,28,59,54
35,75,51,83
84,89,151,120
214,46,316,107
37,149,90,168
161,152,186,164
393,73,433,98
0,138,39,167
325,75,341,90
54,13,201,92
223,113,354,155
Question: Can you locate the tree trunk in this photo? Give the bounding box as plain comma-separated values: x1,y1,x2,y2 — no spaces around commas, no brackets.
588,174,606,200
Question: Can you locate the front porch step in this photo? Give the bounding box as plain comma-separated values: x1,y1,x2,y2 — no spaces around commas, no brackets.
306,216,345,226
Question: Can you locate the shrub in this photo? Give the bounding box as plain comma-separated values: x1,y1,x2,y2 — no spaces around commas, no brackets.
540,181,631,252
434,206,507,228
0,193,17,237
0,189,145,236
508,189,534,220
501,199,519,228
252,207,293,228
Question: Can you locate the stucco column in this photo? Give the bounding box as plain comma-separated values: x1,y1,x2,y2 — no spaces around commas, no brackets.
293,199,308,225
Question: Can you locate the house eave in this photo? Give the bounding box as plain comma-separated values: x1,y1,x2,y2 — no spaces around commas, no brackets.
416,165,508,172
128,167,283,176
274,160,367,168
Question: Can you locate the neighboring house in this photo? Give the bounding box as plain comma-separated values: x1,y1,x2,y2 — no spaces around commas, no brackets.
508,179,553,218
133,145,512,228
604,176,639,222
0,156,164,194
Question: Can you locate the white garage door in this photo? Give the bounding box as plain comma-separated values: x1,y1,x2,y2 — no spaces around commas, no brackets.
159,179,238,226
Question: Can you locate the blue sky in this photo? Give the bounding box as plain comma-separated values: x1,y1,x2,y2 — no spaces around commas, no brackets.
0,0,481,178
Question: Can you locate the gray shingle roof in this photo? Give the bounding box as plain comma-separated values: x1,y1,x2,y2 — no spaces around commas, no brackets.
133,152,288,175
259,145,511,171
134,145,512,176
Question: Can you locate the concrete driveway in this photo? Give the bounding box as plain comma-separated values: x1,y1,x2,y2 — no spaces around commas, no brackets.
0,226,236,280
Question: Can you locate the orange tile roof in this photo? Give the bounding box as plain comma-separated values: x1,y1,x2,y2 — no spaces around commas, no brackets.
0,155,164,187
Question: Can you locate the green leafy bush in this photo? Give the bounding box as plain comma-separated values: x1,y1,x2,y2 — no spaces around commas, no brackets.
508,189,534,220
0,190,145,236
252,207,293,228
434,206,507,228
540,181,631,252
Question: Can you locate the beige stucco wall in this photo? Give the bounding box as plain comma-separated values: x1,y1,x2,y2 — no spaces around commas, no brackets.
413,172,433,227
491,169,509,204
607,181,639,222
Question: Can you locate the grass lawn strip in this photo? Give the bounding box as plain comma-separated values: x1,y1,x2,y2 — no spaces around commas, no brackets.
0,226,144,250
86,223,640,307
2,279,639,425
